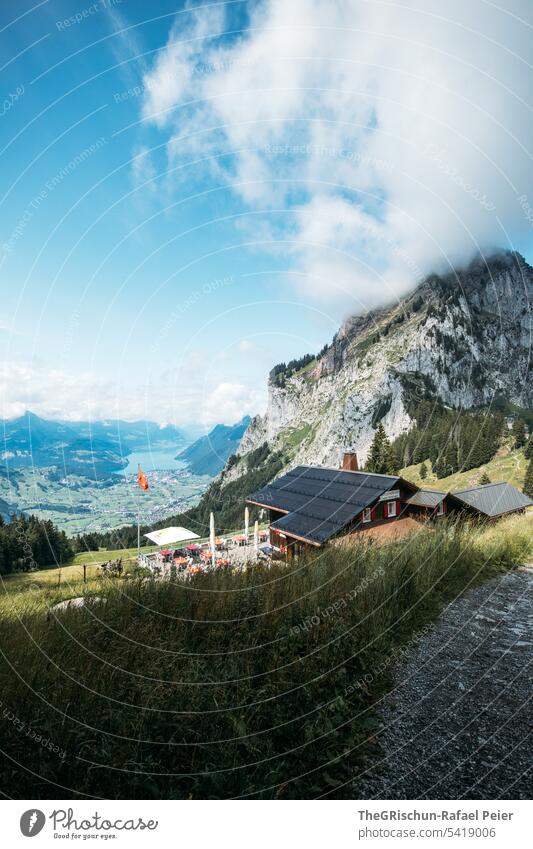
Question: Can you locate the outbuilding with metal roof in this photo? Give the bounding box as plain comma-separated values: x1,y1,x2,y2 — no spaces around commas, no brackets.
447,482,533,519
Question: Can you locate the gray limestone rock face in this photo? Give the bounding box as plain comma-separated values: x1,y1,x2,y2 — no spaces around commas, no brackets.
235,251,532,470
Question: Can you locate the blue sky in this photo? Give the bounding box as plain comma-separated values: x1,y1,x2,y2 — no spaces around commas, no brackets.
1,0,532,426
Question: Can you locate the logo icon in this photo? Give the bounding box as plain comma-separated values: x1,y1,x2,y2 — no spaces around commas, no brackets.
20,809,45,837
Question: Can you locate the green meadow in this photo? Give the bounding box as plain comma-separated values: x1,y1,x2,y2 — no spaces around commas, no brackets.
401,445,528,491
0,513,530,799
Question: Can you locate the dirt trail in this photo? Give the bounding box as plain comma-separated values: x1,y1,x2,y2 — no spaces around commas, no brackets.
357,565,533,799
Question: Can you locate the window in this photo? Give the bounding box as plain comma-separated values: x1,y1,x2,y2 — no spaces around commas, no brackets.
437,500,445,516
386,501,397,518
362,507,372,523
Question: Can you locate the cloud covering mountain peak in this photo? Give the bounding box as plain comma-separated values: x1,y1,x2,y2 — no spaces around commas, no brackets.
139,0,533,306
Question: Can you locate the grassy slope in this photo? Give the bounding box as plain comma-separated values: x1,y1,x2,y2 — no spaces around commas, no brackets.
0,562,103,593
2,524,270,587
0,549,156,591
401,444,529,491
0,514,530,799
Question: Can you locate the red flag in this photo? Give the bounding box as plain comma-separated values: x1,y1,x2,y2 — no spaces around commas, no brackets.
138,466,149,491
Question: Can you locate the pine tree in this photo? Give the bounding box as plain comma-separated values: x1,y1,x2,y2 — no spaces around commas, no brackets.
434,456,446,479
524,458,533,499
383,438,399,475
512,418,526,449
366,424,385,473
420,462,428,480
366,423,398,475
479,471,491,485
524,437,533,460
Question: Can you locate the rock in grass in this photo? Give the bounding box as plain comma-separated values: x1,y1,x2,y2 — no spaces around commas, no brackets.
48,596,106,615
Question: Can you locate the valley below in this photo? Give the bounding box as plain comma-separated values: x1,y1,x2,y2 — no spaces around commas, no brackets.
0,463,211,534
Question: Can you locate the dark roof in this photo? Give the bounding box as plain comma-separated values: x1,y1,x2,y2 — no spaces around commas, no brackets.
449,482,533,517
406,489,447,509
247,465,404,545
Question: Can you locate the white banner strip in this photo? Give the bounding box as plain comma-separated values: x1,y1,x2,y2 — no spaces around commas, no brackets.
2,799,531,848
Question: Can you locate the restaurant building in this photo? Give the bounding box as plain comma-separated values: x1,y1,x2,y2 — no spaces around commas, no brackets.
246,454,532,558
246,456,418,559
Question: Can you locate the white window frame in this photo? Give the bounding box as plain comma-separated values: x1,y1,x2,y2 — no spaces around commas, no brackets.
362,507,372,523
386,500,397,518
436,500,445,516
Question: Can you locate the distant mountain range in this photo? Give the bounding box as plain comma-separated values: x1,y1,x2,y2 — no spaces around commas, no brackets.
0,411,189,478
177,416,252,476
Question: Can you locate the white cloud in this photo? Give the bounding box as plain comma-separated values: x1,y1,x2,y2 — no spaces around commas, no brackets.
0,362,131,423
141,3,226,128
101,1,148,85
138,0,533,304
131,144,157,189
198,381,264,426
0,362,265,427
238,339,254,353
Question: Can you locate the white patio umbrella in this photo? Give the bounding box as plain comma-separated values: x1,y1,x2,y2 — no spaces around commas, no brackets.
210,512,216,569
254,520,259,559
244,506,249,542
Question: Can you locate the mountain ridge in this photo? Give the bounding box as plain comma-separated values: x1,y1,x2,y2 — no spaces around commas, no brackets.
177,416,252,476
0,412,189,477
235,250,532,472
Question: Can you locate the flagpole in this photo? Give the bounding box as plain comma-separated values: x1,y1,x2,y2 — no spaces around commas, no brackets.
137,464,141,557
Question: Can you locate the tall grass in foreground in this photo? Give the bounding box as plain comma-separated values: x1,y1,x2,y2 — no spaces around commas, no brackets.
0,516,530,799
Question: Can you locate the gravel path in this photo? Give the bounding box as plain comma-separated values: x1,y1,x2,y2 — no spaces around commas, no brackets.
357,565,533,799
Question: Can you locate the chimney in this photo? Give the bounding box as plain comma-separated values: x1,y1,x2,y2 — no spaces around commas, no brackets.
342,451,359,472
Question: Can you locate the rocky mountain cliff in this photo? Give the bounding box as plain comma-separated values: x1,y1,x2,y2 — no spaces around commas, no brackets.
237,251,532,470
